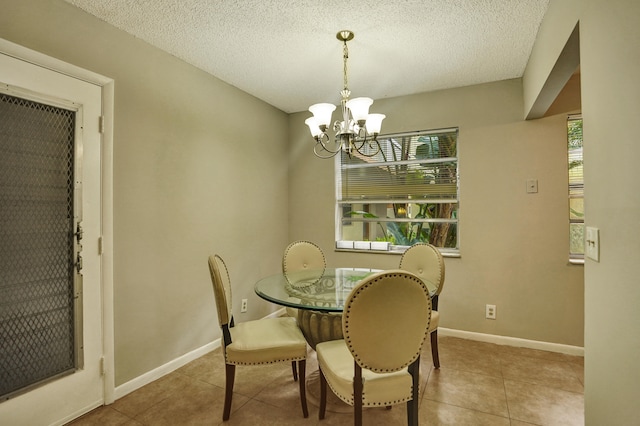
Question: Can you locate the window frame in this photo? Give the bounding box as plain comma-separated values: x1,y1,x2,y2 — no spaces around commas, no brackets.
568,114,584,264
334,128,460,256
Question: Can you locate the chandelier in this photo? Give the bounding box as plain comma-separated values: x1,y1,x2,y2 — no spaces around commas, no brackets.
305,30,385,159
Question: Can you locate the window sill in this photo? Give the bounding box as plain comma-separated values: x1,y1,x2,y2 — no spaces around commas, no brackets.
334,247,461,258
569,258,585,265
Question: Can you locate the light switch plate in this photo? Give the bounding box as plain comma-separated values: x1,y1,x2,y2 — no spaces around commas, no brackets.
526,179,538,193
585,226,600,262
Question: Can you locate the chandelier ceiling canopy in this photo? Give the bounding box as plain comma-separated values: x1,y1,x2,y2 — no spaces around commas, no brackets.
305,31,385,159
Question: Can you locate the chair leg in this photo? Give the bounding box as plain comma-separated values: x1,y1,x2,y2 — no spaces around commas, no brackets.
431,330,440,369
298,360,308,418
223,363,235,421
406,356,420,426
354,362,363,426
406,399,418,426
291,360,298,381
319,367,327,420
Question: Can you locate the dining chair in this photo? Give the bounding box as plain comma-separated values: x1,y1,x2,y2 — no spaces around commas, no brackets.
207,254,309,421
399,243,445,368
282,240,326,318
316,270,432,426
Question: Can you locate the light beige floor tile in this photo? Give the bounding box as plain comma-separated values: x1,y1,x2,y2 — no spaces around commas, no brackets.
253,366,314,416
319,404,409,426
133,377,248,425
222,398,317,425
176,349,224,382
64,337,586,425
420,400,511,425
499,344,579,364
110,372,193,418
439,336,501,354
435,341,503,378
68,406,133,425
500,352,584,393
192,359,288,398
509,420,539,426
569,361,584,385
424,369,509,417
505,379,584,426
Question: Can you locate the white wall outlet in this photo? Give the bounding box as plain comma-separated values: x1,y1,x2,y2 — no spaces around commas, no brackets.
241,299,248,313
485,304,496,320
585,226,600,262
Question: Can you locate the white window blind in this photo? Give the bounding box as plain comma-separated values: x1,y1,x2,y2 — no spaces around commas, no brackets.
336,128,459,252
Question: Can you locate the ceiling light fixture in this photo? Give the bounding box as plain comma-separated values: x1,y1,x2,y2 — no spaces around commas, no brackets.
305,30,385,159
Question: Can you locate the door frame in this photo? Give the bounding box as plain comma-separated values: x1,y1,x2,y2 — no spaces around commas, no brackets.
0,38,115,405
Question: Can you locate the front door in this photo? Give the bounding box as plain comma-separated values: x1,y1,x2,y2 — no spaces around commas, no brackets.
0,51,104,425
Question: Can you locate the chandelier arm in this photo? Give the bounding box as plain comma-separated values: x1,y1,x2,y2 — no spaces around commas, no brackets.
315,132,341,155
351,129,382,158
314,139,342,158
353,140,382,157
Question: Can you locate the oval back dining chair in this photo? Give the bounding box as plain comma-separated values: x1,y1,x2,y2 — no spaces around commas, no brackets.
316,270,432,426
282,240,326,318
399,243,445,368
283,240,326,274
207,254,308,421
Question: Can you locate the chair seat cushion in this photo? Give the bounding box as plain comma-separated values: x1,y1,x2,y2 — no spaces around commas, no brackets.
226,317,307,365
316,339,413,406
428,310,439,332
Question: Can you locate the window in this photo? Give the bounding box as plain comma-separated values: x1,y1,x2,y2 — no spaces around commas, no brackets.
568,115,584,261
336,128,459,254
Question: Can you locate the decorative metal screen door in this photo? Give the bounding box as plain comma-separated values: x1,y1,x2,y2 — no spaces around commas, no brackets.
0,51,104,425
0,91,85,401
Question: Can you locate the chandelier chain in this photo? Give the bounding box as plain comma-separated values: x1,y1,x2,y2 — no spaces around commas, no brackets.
343,39,349,92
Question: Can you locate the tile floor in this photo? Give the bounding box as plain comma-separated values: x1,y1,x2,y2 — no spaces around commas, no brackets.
68,336,584,425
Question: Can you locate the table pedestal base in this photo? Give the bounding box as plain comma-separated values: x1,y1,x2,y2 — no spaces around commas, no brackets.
297,310,343,350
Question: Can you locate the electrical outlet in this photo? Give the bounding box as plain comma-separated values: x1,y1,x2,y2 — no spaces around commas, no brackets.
485,304,496,320
241,299,248,313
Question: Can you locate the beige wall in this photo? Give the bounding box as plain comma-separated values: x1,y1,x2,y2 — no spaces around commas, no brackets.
524,0,640,423
0,0,290,386
580,1,640,423
289,78,584,346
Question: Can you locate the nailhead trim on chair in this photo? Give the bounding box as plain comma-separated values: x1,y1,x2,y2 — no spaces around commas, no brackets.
228,356,306,366
343,271,431,373
283,240,326,271
323,375,415,406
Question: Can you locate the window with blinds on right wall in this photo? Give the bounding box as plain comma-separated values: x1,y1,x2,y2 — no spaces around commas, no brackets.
568,115,584,263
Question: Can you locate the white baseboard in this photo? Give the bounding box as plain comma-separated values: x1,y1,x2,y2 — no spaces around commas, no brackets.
113,339,221,400
113,310,286,401
438,328,584,356
268,307,288,318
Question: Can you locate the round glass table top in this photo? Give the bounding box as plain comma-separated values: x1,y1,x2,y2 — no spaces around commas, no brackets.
255,268,437,313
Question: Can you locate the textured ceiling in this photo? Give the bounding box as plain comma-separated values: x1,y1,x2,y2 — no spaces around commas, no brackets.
64,0,549,114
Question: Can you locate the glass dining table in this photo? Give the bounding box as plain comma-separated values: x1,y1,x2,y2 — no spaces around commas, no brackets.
255,267,437,349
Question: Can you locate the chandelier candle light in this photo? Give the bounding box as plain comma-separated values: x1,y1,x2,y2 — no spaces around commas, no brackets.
305,30,385,159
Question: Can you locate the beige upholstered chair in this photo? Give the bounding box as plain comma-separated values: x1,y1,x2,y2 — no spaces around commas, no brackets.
282,240,326,275
316,270,432,426
399,243,445,368
207,254,308,421
282,240,326,317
